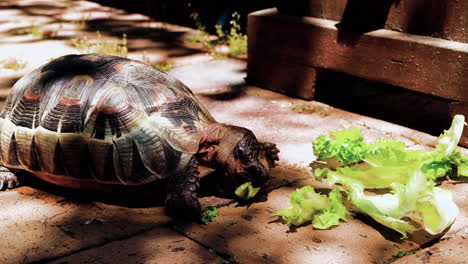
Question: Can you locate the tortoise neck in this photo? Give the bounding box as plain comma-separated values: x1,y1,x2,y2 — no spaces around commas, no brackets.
196,123,228,166
199,123,227,145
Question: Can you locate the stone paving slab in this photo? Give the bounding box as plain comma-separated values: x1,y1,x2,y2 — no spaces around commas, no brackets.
393,228,468,264
0,186,171,264
174,187,419,264
48,227,222,264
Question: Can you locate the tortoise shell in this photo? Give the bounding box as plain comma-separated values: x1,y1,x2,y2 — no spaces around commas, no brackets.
0,54,215,187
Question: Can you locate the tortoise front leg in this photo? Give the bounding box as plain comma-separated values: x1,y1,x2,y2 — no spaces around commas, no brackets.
165,155,201,220
0,166,20,190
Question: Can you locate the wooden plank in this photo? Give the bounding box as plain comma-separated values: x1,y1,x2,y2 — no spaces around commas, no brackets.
246,55,318,99
277,0,468,43
247,9,468,102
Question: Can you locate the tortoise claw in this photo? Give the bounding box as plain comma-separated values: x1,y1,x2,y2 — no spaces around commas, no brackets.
0,166,19,191
261,142,280,168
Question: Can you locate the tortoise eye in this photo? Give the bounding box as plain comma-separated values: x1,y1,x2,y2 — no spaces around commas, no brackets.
236,147,248,159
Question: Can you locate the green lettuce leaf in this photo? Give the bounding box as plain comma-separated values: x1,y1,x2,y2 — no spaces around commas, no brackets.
235,182,261,200
435,115,465,156
307,115,466,237
322,165,410,189
312,126,368,164
273,186,347,229
450,151,468,177
313,115,467,179
335,164,458,237
365,139,409,167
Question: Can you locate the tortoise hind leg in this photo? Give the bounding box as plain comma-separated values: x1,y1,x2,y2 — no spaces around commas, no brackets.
165,156,201,220
0,166,20,190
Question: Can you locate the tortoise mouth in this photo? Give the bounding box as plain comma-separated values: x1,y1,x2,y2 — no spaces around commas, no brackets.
239,173,266,188
198,165,270,198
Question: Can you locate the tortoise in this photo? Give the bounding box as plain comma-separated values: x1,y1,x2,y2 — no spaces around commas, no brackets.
0,54,279,219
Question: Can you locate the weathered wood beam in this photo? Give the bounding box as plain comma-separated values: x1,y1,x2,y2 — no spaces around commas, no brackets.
277,0,468,43
247,8,468,102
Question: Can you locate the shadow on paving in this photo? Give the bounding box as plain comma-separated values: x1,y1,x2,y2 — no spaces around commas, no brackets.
0,188,169,264
0,165,304,263
0,150,311,263
0,0,210,64
1,173,228,263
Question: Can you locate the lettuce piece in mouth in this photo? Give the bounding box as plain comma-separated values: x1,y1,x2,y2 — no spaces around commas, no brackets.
284,115,466,237
273,186,347,229
235,182,261,200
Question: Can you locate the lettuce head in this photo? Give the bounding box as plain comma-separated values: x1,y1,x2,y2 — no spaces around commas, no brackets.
279,115,466,237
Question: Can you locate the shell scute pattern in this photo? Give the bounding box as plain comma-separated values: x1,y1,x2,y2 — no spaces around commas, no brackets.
0,54,215,186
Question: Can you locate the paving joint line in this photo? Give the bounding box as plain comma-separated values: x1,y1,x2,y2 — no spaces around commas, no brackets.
169,224,234,262
29,225,163,264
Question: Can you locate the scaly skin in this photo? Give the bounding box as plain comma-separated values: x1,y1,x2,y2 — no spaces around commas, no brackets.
165,156,201,219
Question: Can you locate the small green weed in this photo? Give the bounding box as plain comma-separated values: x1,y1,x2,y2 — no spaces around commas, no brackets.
191,12,206,33
140,52,173,72
187,12,211,46
186,34,202,43
225,12,247,56
71,32,128,57
212,53,228,60
140,51,151,64
226,221,239,227
63,2,74,9
75,13,91,30
8,25,43,38
186,11,247,57
186,12,220,51
7,27,28,36
29,25,43,37
200,206,218,224
1,58,27,71
289,102,330,116
152,63,173,72
215,25,225,40
219,256,243,264
377,250,416,264
392,250,415,259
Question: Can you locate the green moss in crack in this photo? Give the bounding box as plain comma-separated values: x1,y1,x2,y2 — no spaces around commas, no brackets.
71,32,128,57
219,256,243,264
1,58,27,71
377,250,416,264
200,206,218,224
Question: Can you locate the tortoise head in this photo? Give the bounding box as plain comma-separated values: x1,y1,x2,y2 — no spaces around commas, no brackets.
197,124,279,196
